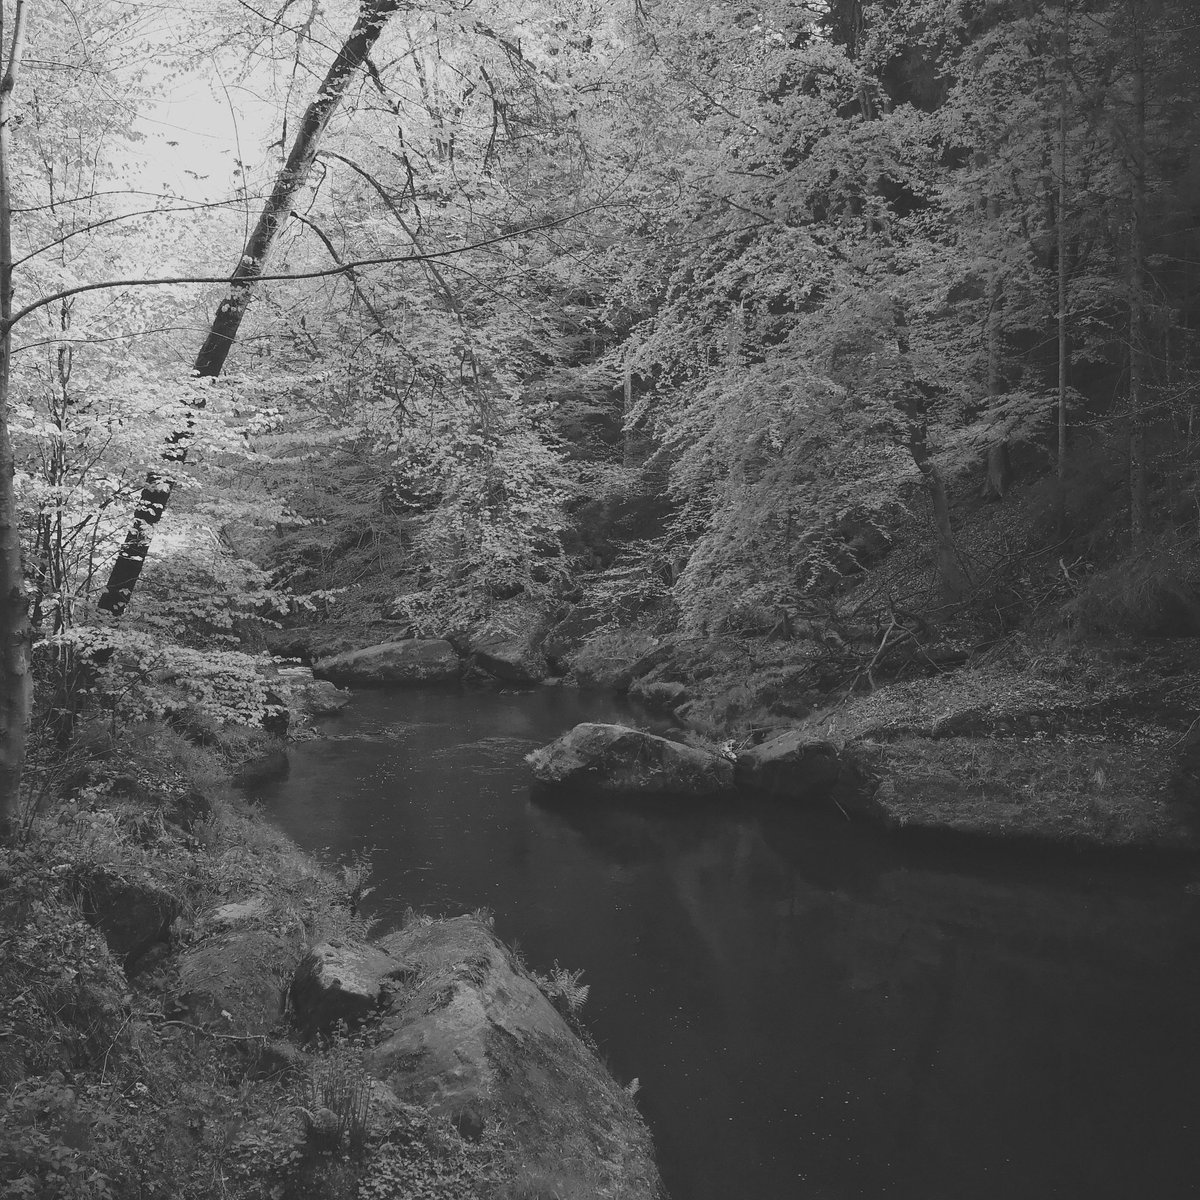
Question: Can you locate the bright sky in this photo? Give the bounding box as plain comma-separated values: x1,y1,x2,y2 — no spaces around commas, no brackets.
133,69,276,206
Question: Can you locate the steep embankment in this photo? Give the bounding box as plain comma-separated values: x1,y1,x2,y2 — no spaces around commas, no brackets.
0,721,660,1200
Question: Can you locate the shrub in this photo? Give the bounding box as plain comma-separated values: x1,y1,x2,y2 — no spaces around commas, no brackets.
1063,530,1200,636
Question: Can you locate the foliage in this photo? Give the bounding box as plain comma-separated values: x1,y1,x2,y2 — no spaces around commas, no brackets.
300,1050,373,1161
530,962,590,1019
1063,529,1200,637
34,627,281,731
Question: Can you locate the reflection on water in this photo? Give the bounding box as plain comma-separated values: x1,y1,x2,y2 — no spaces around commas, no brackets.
254,688,1200,1200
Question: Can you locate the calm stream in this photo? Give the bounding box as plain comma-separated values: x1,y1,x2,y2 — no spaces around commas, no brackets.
254,687,1200,1199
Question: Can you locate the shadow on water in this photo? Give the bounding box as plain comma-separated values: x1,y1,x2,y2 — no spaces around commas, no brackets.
254,687,1200,1200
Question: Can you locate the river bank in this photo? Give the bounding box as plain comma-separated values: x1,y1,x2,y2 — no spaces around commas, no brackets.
277,607,1200,855
0,719,660,1200
254,685,1200,1200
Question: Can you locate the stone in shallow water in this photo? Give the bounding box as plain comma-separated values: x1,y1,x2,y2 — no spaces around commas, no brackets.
735,729,843,801
527,721,734,797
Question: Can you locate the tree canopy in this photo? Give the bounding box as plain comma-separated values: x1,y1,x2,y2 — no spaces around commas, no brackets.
0,0,1198,829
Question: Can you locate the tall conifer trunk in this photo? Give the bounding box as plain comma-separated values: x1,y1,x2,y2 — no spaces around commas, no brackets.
98,0,401,617
982,191,1011,501
1127,0,1150,548
1055,0,1072,534
0,0,32,842
893,302,970,601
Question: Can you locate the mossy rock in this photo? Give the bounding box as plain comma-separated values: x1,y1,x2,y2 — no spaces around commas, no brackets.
175,929,303,1036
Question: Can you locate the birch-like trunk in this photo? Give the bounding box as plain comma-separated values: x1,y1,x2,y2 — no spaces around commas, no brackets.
98,0,401,617
0,0,32,842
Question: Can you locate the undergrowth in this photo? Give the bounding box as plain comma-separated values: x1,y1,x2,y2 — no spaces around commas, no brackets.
0,720,464,1200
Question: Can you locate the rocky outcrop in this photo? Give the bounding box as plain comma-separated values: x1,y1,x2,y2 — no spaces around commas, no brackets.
568,635,668,692
258,660,352,729
527,722,734,797
291,916,660,1195
774,660,1200,851
860,736,1200,851
289,939,414,1037
735,730,843,801
313,639,460,687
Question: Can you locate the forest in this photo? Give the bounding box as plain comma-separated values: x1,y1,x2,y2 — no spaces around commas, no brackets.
1,0,1199,1196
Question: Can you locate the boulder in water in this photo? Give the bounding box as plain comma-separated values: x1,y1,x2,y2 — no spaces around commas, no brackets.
527,722,734,797
313,639,460,686
735,730,844,801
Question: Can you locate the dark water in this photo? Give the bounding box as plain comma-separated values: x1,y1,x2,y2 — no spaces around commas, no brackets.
254,687,1200,1200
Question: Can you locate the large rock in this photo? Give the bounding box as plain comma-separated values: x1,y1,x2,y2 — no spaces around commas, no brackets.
289,939,414,1037
527,722,734,797
735,730,843,801
368,917,660,1196
567,633,663,692
313,639,460,687
174,929,302,1035
267,664,351,718
198,895,272,934
462,603,552,685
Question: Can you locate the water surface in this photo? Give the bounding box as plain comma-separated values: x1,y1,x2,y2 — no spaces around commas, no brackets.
254,687,1200,1200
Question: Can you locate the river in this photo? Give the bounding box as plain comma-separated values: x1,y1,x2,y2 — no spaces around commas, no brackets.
253,686,1200,1200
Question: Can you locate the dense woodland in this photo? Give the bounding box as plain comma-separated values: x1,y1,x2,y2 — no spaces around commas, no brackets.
0,0,1195,816
0,0,1199,1195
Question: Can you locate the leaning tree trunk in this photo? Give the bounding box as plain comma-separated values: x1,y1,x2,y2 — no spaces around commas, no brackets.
0,0,32,842
97,0,401,617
